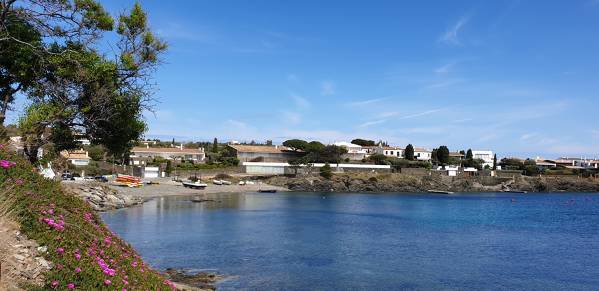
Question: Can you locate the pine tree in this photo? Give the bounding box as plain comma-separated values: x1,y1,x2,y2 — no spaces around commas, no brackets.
212,138,218,153
405,144,415,160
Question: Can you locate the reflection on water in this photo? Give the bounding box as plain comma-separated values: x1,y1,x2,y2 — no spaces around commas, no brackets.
102,192,599,291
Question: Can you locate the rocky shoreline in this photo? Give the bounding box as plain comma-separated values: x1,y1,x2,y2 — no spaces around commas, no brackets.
63,182,144,211
266,173,599,193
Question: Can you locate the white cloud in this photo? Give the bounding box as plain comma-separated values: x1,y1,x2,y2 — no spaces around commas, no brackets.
320,81,336,96
439,16,469,45
520,133,537,140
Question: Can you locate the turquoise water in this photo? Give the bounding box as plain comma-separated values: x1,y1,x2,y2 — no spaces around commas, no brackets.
102,192,599,290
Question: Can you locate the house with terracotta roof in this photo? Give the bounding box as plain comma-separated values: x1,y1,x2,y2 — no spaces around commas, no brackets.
60,149,90,166
129,145,205,166
227,144,303,162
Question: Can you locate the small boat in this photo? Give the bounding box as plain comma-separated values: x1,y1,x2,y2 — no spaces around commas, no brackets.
182,181,208,189
427,190,454,194
503,190,528,194
221,180,232,185
258,189,277,193
213,180,223,185
238,181,246,185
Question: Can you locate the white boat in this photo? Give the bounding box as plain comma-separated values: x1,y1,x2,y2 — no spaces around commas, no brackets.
238,181,246,185
213,180,223,185
182,181,208,189
221,180,232,185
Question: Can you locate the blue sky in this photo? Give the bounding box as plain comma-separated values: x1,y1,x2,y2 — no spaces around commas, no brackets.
8,0,599,158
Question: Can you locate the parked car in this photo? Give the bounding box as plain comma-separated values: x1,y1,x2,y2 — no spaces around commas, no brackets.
61,173,74,181
94,176,108,183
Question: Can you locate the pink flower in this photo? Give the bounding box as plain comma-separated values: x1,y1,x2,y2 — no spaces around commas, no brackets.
130,261,138,267
0,160,15,168
75,253,81,260
75,267,81,273
51,280,59,288
67,283,75,289
56,247,64,254
48,209,54,215
104,279,111,285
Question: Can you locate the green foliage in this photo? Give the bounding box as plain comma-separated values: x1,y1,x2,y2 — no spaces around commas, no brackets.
368,153,389,165
283,139,309,151
437,146,450,165
493,154,497,170
466,149,473,160
212,137,218,152
350,139,376,146
389,158,431,169
404,144,415,160
0,147,174,290
320,163,332,179
87,145,106,161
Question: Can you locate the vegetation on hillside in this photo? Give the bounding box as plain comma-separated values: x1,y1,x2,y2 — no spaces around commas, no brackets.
0,146,174,290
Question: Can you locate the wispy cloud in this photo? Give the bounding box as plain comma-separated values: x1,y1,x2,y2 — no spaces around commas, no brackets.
346,98,387,107
282,111,302,124
400,108,447,120
290,94,310,109
425,79,465,89
434,62,457,74
358,119,387,128
320,81,336,96
439,16,469,45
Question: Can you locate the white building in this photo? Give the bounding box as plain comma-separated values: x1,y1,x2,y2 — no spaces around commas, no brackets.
130,145,205,165
414,147,432,161
472,150,494,169
333,142,367,154
381,146,404,158
60,149,90,166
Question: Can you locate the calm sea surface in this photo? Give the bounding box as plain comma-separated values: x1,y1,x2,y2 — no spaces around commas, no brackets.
102,192,599,290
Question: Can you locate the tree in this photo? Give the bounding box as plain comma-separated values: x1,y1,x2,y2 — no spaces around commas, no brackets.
437,146,450,166
14,2,166,163
320,163,332,179
351,138,375,147
431,148,438,164
283,139,308,151
493,154,497,170
404,144,415,160
368,153,388,165
466,149,473,160
1,0,114,127
212,137,218,152
266,140,273,146
88,145,106,161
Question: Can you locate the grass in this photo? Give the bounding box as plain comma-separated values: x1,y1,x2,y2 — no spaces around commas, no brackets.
0,145,175,290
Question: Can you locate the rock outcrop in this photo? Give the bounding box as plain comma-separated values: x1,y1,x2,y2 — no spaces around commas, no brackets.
266,174,599,193
64,182,143,211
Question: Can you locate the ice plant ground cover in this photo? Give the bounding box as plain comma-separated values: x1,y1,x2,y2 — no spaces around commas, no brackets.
0,147,175,290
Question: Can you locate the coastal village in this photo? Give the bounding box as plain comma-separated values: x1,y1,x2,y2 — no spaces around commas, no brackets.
5,134,598,182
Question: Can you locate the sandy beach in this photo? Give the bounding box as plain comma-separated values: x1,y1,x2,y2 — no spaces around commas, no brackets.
108,177,289,199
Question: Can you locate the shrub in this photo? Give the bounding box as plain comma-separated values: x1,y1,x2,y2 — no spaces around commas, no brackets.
0,146,175,290
320,163,332,179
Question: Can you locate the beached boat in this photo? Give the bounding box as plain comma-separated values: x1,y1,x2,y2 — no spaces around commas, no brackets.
182,181,208,189
221,180,232,185
427,190,454,194
258,189,277,193
503,190,528,194
213,180,223,185
115,174,143,187
238,181,245,185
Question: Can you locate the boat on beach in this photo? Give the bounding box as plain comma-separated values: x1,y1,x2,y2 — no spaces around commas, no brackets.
213,180,223,185
427,190,454,194
258,189,277,193
182,181,208,189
